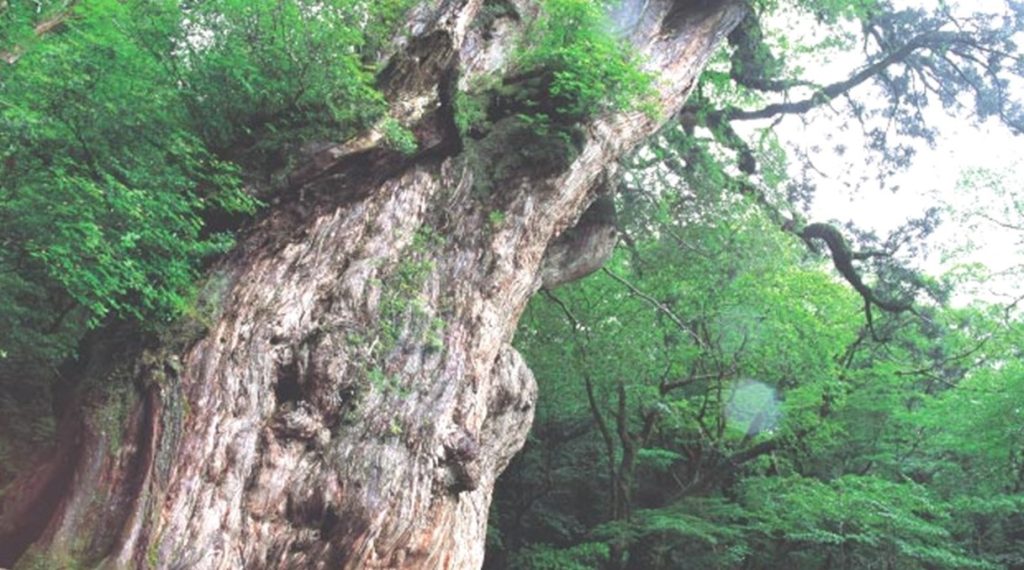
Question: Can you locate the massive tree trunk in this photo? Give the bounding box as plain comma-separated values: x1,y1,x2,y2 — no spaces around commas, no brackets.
0,1,744,568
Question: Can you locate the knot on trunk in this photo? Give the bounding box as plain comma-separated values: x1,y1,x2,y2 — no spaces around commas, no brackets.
539,195,618,289
442,428,481,494
272,402,330,448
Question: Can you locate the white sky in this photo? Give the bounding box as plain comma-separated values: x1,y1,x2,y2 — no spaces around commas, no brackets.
755,0,1024,304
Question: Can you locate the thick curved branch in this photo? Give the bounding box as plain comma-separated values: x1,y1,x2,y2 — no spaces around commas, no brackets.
724,30,976,122
800,222,912,314
661,116,918,325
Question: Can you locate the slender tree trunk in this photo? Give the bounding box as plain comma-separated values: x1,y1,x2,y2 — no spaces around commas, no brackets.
0,0,744,567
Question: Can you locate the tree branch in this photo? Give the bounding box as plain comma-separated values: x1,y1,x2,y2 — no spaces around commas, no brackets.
724,30,975,122
601,267,706,349
800,222,913,314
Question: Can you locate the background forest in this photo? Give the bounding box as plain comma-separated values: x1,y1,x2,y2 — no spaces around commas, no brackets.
1,0,1023,568
487,164,1024,568
486,1,1024,568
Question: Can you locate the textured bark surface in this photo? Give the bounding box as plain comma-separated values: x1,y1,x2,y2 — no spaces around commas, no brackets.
0,1,745,568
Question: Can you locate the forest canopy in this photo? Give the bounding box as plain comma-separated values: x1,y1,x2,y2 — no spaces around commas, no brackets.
0,0,1023,568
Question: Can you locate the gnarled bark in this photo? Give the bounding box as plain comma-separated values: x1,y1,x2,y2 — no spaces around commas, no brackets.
0,1,745,567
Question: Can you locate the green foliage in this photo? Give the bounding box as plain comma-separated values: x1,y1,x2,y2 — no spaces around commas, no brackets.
488,209,507,227
0,0,412,366
0,1,71,50
177,0,398,154
0,0,414,491
507,542,610,570
368,366,408,398
743,475,998,569
490,106,1024,569
514,0,655,121
454,89,491,137
2,0,247,363
495,233,1024,568
4,2,1024,568
455,0,655,197
381,117,419,155
376,226,444,358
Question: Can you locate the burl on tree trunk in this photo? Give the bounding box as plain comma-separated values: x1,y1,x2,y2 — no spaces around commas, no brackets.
0,0,744,568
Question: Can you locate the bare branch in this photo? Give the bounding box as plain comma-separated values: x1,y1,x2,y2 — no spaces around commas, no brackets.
601,267,707,349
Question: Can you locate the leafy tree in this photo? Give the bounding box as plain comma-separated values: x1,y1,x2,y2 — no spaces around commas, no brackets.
487,2,1024,569
514,0,655,121
490,167,1024,569
0,0,414,364
0,0,411,483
